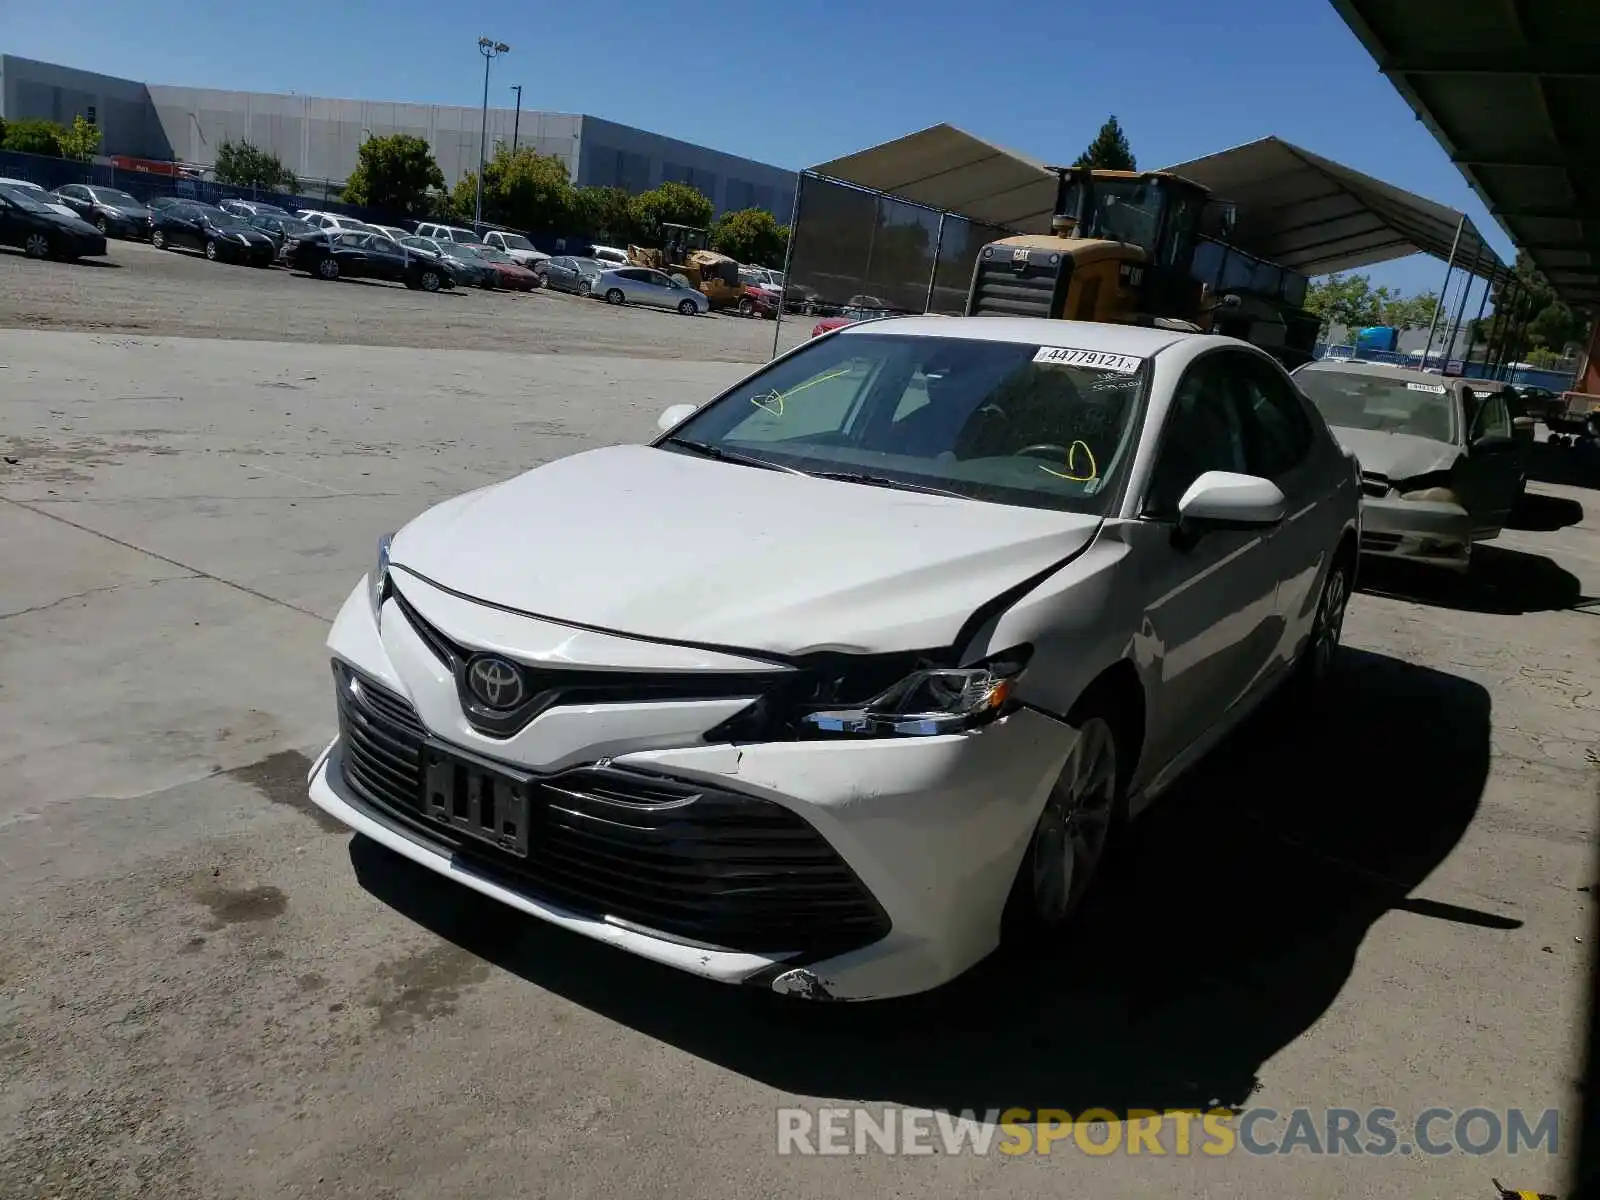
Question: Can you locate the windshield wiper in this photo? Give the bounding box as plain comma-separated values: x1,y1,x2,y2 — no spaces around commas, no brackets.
806,470,967,498
661,437,805,474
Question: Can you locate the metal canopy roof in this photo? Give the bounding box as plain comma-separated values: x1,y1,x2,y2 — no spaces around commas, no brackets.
810,123,1506,282
1164,136,1508,282
809,124,1060,232
1330,0,1600,310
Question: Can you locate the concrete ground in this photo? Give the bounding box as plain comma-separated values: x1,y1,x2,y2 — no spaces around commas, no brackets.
0,244,1596,1199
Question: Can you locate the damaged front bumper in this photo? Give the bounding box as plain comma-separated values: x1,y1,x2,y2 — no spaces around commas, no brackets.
306,578,1077,1001
1357,495,1473,571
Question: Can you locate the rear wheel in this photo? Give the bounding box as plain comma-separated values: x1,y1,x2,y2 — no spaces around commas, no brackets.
678,298,699,316
738,296,755,317
606,288,625,305
418,268,442,293
204,239,219,261
94,216,109,235
315,256,340,281
150,229,168,250
23,232,51,259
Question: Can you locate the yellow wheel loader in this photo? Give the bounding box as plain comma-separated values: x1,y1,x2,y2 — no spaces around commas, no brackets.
627,222,743,309
965,167,1321,368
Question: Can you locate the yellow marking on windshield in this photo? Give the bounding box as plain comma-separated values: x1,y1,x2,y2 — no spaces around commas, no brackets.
1038,440,1098,483
751,367,855,417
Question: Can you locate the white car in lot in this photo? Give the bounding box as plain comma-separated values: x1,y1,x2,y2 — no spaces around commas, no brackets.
481,230,550,271
592,266,710,315
308,317,1359,1000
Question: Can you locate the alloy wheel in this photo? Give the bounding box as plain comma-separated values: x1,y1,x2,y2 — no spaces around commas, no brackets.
205,240,218,261
1306,561,1350,683
23,233,51,259
1030,716,1118,925
151,230,166,249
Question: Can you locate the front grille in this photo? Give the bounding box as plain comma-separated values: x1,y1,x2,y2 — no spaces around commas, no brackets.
388,582,784,738
333,664,891,958
965,251,1068,318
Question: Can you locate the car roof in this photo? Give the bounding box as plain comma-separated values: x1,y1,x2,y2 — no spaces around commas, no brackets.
835,315,1204,357
1298,358,1507,394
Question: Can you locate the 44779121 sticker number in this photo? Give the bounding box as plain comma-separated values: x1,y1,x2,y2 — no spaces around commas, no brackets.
1033,346,1145,374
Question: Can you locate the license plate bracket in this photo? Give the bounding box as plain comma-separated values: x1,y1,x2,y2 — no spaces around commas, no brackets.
420,742,534,858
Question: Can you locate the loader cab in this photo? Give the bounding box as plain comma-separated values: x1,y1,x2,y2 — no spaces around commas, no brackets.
965,167,1218,324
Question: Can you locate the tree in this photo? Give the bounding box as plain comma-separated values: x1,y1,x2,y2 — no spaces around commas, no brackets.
630,181,714,237
710,208,789,267
1304,272,1440,340
57,115,101,162
1482,251,1588,364
213,139,298,192
2,119,65,157
571,185,641,244
1073,115,1136,172
1379,291,1439,332
343,134,446,218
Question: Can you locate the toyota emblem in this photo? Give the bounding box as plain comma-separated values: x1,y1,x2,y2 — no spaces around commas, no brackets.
466,655,526,710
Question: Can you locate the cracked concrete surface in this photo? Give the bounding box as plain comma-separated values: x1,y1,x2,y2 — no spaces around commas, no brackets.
1,329,1596,1200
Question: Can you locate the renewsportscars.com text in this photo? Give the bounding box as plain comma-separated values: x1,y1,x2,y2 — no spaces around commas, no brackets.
776,1106,1561,1157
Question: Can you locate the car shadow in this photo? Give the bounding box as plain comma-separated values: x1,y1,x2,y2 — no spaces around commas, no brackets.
1526,439,1600,490
1359,544,1590,615
1506,489,1585,532
0,247,121,267
349,646,1496,1116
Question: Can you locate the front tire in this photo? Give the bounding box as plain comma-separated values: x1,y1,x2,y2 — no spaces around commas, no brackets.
23,232,51,259
606,288,625,305
678,298,699,316
315,256,340,281
204,239,219,261
1005,714,1120,934
150,229,168,250
418,268,442,293
95,217,109,235
738,296,755,317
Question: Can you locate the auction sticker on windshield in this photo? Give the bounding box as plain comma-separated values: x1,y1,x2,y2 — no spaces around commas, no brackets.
1034,346,1144,373
1406,382,1448,394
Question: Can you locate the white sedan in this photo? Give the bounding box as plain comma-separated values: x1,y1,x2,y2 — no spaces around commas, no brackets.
308,317,1360,1000
591,266,710,315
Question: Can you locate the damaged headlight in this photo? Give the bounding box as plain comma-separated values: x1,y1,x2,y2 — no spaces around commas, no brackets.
368,533,393,618
798,649,1030,738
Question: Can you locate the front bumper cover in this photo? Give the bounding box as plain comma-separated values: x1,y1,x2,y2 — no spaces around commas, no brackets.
306,579,1077,999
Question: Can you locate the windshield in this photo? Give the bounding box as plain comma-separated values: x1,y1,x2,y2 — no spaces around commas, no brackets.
478,247,515,264
449,244,484,260
280,219,316,236
91,188,142,208
664,332,1149,515
0,185,52,214
210,211,252,231
1296,368,1459,443
497,233,534,250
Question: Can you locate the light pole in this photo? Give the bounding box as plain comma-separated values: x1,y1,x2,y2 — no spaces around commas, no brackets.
510,85,523,154
474,36,511,228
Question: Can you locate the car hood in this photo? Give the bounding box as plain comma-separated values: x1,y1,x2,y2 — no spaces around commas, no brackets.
389,444,1101,657
45,210,102,235
1326,426,1460,482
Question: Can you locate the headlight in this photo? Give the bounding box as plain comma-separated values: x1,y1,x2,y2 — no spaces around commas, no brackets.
798,650,1030,739
369,533,393,617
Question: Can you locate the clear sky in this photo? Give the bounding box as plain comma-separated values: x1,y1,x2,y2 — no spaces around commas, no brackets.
3,0,1512,301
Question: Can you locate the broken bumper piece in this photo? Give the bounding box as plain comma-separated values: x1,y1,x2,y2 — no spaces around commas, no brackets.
1357,496,1472,571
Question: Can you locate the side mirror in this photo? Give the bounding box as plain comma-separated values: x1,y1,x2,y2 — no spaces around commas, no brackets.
657,403,696,432
1176,471,1286,528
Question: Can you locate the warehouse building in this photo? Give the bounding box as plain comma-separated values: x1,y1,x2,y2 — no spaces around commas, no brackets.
0,54,795,219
